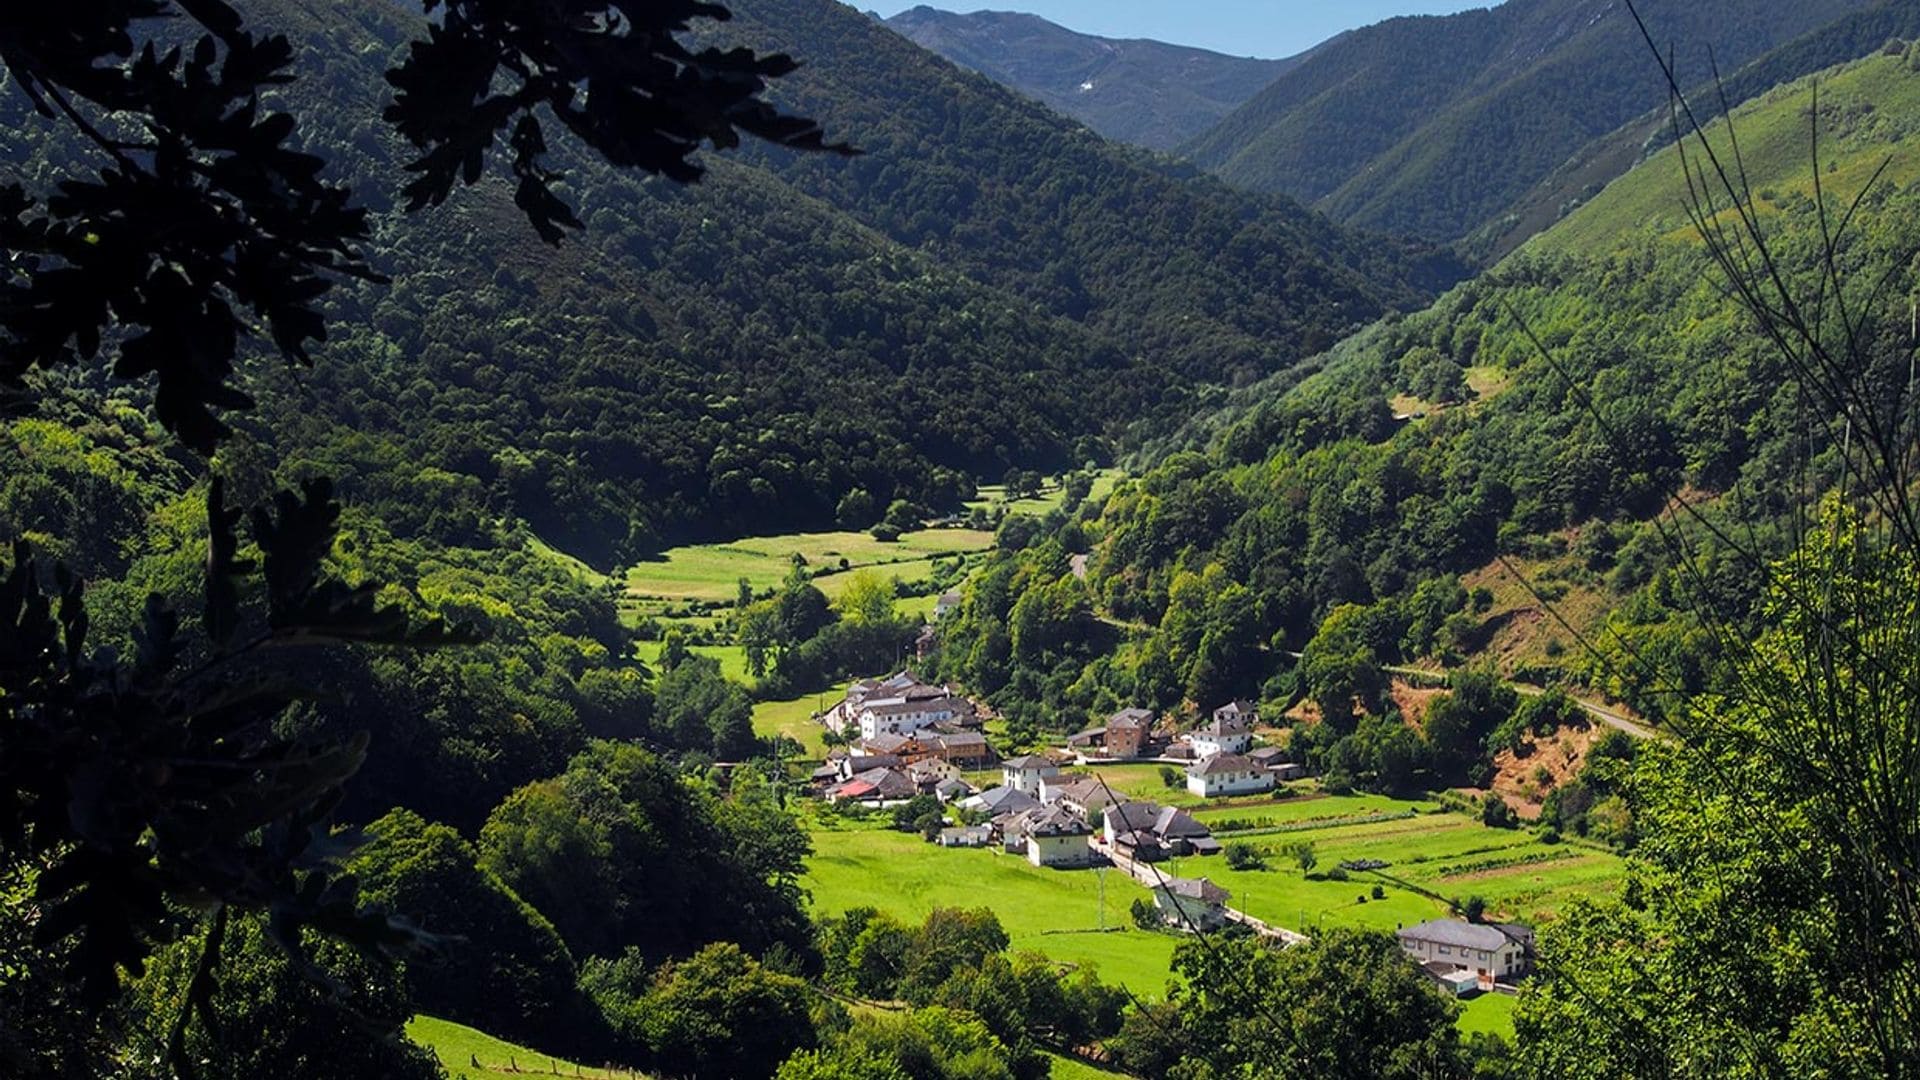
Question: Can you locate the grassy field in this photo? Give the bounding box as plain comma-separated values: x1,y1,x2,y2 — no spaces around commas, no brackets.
1184,801,1624,933
967,469,1124,519
625,529,991,604
1456,992,1519,1038
633,640,752,683
754,688,838,759
807,794,1617,1040
805,819,1180,997
1536,52,1920,257
407,1015,639,1079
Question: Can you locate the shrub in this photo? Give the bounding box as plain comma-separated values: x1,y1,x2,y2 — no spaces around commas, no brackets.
870,523,902,543
1371,884,1386,900
1224,843,1264,871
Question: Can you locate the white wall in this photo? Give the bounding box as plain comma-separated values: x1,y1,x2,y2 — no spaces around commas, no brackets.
1187,768,1274,798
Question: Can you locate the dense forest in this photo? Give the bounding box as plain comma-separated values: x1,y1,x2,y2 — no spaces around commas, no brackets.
1,0,1453,568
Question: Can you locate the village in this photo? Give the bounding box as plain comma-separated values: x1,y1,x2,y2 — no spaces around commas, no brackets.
808,666,1537,998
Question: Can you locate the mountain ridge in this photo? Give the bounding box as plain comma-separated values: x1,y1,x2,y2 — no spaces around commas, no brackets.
1182,0,1874,242
880,5,1307,151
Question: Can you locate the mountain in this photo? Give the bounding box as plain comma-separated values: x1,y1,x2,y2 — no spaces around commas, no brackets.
880,6,1302,152
1,0,1451,567
712,0,1464,387
1182,0,1874,243
1474,0,1920,258
994,43,1920,730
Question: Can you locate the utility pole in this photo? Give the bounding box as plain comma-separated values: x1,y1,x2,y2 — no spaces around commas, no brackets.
1096,865,1107,930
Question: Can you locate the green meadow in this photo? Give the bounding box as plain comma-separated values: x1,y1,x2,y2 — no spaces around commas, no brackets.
967,468,1126,518
407,1015,632,1079
1180,804,1624,934
624,529,992,604
1535,52,1920,257
754,687,842,759
804,818,1180,997
806,793,1623,1039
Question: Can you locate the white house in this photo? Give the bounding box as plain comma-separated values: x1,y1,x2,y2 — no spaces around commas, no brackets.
1190,705,1254,759
1019,805,1096,868
1396,920,1535,983
1186,753,1275,798
1150,877,1231,931
1002,754,1060,795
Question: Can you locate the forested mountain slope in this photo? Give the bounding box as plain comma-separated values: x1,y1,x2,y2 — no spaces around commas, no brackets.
0,0,1450,567
936,47,1920,745
882,6,1301,151
1181,0,1871,243
712,0,1465,388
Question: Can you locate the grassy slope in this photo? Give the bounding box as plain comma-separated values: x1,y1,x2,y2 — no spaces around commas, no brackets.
407,1016,637,1079
805,819,1180,996
1533,50,1920,257
625,528,991,604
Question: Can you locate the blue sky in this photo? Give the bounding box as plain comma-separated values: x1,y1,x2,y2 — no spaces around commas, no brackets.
860,2,1495,59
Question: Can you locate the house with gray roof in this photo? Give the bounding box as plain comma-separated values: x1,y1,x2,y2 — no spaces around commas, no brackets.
961,784,1039,816
1002,754,1060,794
1103,801,1220,860
1190,705,1254,758
1396,919,1535,983
1150,877,1231,931
1187,752,1275,798
1012,804,1096,868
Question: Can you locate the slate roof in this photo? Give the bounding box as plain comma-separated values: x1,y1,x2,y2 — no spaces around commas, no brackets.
1396,920,1532,952
1003,754,1056,771
934,778,975,800
1198,712,1251,737
1188,753,1260,777
971,786,1040,814
1108,707,1154,730
934,731,988,749
1104,802,1211,841
1019,804,1091,838
1045,775,1119,812
1159,877,1231,904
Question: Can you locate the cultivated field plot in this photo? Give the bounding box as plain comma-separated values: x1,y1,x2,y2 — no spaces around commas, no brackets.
624,529,992,604
804,819,1179,997
1186,797,1624,932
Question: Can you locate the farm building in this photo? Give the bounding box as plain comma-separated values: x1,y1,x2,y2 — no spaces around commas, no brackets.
1103,801,1220,860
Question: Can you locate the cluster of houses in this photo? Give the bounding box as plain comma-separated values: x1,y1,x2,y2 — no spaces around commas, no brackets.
943,753,1226,870
1070,701,1310,797
815,671,996,802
